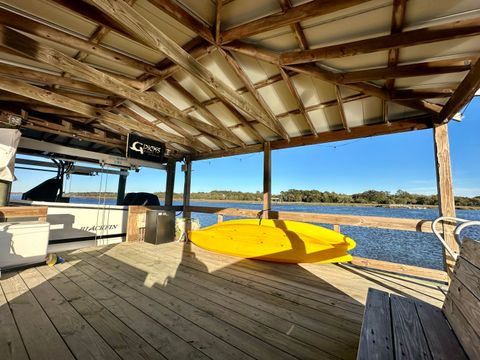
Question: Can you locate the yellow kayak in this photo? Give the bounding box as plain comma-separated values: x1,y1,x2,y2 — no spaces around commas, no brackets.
188,219,356,263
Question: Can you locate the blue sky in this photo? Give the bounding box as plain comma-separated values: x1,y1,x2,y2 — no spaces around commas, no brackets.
12,97,480,197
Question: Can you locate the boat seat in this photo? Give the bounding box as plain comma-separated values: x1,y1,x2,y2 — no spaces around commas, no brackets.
122,192,160,206
357,238,480,359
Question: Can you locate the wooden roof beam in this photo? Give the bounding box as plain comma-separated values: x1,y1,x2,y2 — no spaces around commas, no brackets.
438,58,480,122
390,88,454,100
286,64,442,114
122,104,229,151
385,0,407,90
52,91,116,106
48,0,132,35
279,68,317,135
0,76,192,149
219,49,290,140
0,7,165,77
192,115,434,160
215,0,222,44
165,78,247,147
117,105,204,152
0,63,108,94
127,104,232,151
86,0,288,139
280,17,480,65
383,0,407,124
219,0,370,44
278,0,309,50
335,85,349,132
225,41,443,115
146,0,214,43
0,26,242,146
337,58,474,84
223,41,280,64
140,37,213,90
13,115,126,149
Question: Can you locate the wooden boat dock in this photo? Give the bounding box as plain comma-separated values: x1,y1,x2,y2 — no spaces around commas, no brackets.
1,241,446,360
0,0,479,358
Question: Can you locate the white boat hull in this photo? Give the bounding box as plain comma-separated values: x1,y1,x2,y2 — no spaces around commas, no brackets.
12,200,128,252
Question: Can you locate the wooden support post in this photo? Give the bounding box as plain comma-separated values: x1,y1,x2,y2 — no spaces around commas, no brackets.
263,142,271,219
165,158,176,207
433,123,458,275
182,157,192,219
0,180,11,206
116,173,127,205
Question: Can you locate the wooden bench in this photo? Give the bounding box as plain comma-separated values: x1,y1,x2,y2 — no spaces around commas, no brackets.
357,238,480,359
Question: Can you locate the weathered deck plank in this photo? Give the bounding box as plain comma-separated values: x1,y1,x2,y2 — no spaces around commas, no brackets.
357,288,393,360
18,268,122,360
0,283,28,360
0,273,75,360
87,246,348,359
1,242,446,360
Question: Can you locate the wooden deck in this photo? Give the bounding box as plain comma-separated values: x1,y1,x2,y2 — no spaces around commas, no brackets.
1,242,447,360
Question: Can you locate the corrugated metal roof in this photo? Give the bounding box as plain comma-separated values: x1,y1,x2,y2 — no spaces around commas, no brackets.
0,0,478,159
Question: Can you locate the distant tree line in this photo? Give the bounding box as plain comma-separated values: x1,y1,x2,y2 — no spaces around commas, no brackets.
65,189,480,207
278,189,480,206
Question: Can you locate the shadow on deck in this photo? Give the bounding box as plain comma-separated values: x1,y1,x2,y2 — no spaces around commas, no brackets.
0,241,446,360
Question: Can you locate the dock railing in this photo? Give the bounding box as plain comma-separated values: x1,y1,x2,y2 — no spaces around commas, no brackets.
125,205,448,282
185,206,448,282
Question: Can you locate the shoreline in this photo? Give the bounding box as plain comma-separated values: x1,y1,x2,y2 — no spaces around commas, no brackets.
20,193,476,211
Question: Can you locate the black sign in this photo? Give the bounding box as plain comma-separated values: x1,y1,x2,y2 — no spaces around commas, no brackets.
126,134,166,163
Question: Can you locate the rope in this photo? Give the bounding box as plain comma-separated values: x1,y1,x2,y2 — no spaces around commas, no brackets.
94,164,105,244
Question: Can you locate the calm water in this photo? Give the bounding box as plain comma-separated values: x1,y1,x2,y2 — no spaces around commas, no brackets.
14,195,480,270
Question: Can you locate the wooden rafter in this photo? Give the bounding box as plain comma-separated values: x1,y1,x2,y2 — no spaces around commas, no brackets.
0,112,125,149
128,103,233,151
280,17,480,65
385,0,407,90
0,26,243,146
223,41,280,64
219,49,289,140
276,0,315,136
223,42,448,113
0,63,107,94
85,0,288,139
278,0,308,50
384,0,409,124
221,101,266,143
0,76,191,148
275,93,369,119
215,0,222,44
219,0,370,44
337,58,474,84
116,105,204,152
165,78,246,147
279,68,316,136
438,58,480,122
0,7,164,77
53,91,116,106
285,64,442,114
146,0,214,43
390,88,454,100
192,115,434,160
140,38,213,90
335,85,349,131
48,0,131,34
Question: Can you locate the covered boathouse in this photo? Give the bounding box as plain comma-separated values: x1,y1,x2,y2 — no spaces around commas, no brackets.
0,0,479,359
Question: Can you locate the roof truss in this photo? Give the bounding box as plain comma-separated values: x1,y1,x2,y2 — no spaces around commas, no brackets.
0,0,476,160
